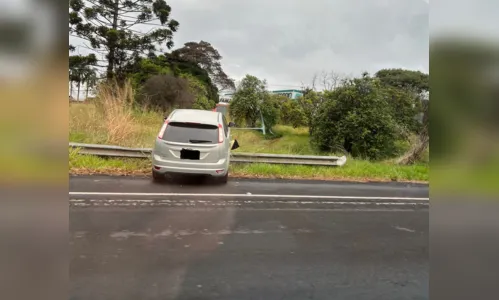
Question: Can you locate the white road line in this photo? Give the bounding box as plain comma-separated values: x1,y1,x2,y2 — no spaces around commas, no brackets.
394,226,416,233
68,192,429,201
69,201,425,206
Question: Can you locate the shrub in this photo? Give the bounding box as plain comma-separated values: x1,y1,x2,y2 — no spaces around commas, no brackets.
296,90,327,132
137,74,195,112
383,85,422,135
229,75,267,127
310,75,401,160
192,95,215,110
279,98,308,128
182,73,216,110
260,94,281,130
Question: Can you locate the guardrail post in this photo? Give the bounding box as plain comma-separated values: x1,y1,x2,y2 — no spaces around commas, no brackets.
260,111,266,135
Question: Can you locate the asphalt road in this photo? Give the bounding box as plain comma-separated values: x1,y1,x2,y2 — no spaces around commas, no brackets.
70,175,429,300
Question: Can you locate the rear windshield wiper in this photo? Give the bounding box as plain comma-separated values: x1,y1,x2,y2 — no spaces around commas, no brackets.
189,139,213,143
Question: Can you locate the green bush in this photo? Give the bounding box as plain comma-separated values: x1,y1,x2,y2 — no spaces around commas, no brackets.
260,94,281,130
279,98,308,128
230,75,267,127
296,90,327,132
192,95,215,110
310,75,401,160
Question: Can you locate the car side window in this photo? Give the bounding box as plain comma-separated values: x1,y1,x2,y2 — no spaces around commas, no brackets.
222,115,229,137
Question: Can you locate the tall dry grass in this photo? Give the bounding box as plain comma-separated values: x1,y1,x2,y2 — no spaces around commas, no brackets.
94,80,136,145
70,80,164,147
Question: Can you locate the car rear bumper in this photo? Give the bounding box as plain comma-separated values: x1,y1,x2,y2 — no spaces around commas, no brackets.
152,155,229,176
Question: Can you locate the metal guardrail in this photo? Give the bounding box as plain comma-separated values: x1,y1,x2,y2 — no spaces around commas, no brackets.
69,142,347,167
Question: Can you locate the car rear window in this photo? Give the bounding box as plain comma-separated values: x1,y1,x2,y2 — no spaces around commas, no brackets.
162,122,218,144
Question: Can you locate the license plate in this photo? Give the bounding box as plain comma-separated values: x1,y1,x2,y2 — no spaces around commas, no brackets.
180,149,200,160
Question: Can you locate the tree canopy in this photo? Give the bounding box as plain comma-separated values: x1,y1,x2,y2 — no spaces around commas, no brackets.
171,41,236,90
69,0,179,81
229,75,268,127
375,68,428,94
69,54,98,99
310,74,401,160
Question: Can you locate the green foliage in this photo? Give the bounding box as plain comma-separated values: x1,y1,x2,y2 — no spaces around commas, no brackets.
228,74,280,130
128,54,219,105
229,75,267,127
383,86,422,134
375,68,429,93
171,41,235,90
260,94,281,130
138,74,194,112
296,90,327,132
192,96,215,110
128,56,173,89
168,55,219,102
69,54,99,99
69,54,98,82
181,73,216,110
375,68,429,134
276,96,308,128
69,0,179,81
310,75,401,160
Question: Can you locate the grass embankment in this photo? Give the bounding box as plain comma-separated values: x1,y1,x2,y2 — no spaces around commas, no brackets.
70,100,428,182
69,148,428,182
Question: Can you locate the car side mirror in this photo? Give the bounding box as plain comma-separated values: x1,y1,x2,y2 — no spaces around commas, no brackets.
228,122,236,127
231,139,240,150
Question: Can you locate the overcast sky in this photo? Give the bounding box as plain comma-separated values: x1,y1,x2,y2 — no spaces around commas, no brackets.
70,0,430,90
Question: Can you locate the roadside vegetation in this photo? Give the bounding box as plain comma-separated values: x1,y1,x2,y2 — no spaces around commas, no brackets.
69,77,428,183
68,0,429,183
70,148,428,182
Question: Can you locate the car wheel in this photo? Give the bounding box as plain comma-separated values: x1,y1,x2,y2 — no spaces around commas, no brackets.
218,171,228,184
152,170,165,183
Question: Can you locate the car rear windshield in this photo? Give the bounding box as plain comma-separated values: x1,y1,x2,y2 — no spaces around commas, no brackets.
162,122,218,144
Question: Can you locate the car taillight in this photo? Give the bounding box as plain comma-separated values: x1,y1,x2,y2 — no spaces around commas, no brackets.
218,124,224,143
158,120,169,139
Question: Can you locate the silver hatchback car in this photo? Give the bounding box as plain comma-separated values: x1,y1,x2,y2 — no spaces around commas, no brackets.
151,109,238,183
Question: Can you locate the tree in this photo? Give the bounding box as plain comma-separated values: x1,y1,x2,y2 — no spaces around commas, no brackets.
69,54,98,100
397,99,429,164
375,68,428,94
383,85,422,134
375,68,430,163
229,75,267,127
310,74,400,160
276,96,307,128
260,94,281,131
82,69,98,99
171,41,235,90
296,90,327,132
138,74,195,112
127,54,220,103
69,0,179,81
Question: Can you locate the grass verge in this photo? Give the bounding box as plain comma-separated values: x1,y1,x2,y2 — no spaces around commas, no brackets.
69,149,428,183
69,81,428,182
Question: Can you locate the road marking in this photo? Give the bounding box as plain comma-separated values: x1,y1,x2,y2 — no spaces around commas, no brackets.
104,228,317,240
394,226,416,233
69,199,427,206
68,192,429,201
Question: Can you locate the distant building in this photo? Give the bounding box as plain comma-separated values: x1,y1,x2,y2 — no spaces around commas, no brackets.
219,92,234,104
270,89,304,99
218,89,303,104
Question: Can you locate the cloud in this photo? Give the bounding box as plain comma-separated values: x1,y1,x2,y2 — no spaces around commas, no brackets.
70,0,429,87
166,0,429,87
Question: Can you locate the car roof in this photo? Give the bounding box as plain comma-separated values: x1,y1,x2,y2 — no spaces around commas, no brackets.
169,109,220,126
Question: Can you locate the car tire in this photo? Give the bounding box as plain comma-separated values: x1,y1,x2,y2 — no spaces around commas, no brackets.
152,170,165,183
218,171,229,184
